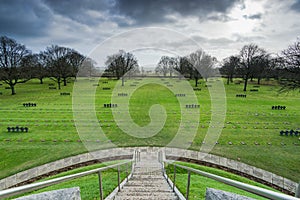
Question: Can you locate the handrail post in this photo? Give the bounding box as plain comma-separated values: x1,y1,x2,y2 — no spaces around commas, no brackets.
173,165,176,192
186,171,191,200
117,166,121,192
126,162,129,182
138,150,140,162
296,182,300,198
98,171,103,200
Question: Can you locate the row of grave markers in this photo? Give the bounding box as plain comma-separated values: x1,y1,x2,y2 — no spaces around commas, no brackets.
280,130,299,136
272,105,286,110
103,103,118,108
23,103,37,107
7,126,28,132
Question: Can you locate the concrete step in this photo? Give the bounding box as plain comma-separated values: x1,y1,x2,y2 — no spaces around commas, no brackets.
121,186,174,192
114,196,178,200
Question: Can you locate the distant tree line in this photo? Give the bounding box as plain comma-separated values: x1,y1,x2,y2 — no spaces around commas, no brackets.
220,40,300,92
0,36,97,95
1,35,299,95
153,39,300,92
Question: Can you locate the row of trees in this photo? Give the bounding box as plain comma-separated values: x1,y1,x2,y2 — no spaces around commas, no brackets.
220,40,300,91
153,39,300,92
0,36,94,95
1,35,299,95
155,50,217,87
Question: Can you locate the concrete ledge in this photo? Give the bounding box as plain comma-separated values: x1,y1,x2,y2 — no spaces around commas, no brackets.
0,147,297,195
15,187,81,200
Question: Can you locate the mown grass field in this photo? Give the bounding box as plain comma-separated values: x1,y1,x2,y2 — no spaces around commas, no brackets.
0,77,299,184
8,160,129,200
165,161,280,200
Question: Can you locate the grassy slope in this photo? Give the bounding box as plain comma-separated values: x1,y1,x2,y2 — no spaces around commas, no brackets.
8,161,129,200
165,161,279,200
0,78,299,183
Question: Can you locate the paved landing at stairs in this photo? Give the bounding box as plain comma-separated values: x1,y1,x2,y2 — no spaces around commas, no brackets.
113,150,178,200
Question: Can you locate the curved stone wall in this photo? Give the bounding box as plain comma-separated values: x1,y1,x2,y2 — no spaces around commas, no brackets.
0,147,297,194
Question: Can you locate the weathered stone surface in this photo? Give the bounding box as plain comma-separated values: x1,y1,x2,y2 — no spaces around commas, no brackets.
205,188,255,200
15,187,81,200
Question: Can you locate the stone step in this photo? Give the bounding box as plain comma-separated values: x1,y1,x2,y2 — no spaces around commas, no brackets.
124,183,170,187
130,176,165,181
116,191,177,197
121,186,174,192
114,196,178,200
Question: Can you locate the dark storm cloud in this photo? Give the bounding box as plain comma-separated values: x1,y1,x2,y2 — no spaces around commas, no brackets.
207,14,235,22
0,0,52,37
243,13,262,20
291,0,300,12
42,0,113,25
114,0,244,25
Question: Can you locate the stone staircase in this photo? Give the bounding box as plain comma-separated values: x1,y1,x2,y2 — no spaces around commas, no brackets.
113,150,179,200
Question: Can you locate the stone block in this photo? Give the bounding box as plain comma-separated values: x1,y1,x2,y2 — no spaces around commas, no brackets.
205,188,254,200
15,187,81,200
283,178,296,193
219,157,227,167
252,168,264,179
226,159,237,170
272,174,284,188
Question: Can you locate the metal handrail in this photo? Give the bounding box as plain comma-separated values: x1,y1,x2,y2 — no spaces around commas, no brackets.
163,160,299,200
0,152,138,199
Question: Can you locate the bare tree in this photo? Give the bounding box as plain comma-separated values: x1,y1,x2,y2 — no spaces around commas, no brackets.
42,45,83,89
239,44,266,91
279,39,300,91
0,36,31,95
174,56,193,79
155,56,178,77
221,55,240,85
188,49,216,87
105,50,139,86
23,53,48,84
77,57,97,77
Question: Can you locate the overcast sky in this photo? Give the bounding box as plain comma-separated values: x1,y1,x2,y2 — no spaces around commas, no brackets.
0,0,299,67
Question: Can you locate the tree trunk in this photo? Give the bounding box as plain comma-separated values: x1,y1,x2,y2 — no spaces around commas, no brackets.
122,76,124,86
11,85,16,95
63,77,67,86
58,78,61,90
195,78,198,87
243,76,248,91
230,74,233,83
257,77,261,85
39,78,43,84
227,76,230,85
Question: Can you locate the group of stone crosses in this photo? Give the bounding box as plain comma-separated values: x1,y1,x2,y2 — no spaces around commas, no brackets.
7,126,28,132
23,103,37,107
272,105,286,110
186,104,200,108
280,129,299,136
236,94,246,98
104,103,118,108
118,93,128,96
60,92,70,95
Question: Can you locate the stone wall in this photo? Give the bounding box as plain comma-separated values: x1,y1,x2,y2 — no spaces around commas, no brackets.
0,147,297,195
163,147,298,194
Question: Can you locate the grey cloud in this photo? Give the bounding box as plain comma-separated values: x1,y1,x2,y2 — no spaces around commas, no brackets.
42,0,113,25
207,14,236,22
114,0,244,26
0,0,52,38
291,0,300,12
243,13,262,20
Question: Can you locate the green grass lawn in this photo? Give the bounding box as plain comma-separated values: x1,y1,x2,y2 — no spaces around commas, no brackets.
0,77,299,184
8,161,130,200
165,161,279,200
